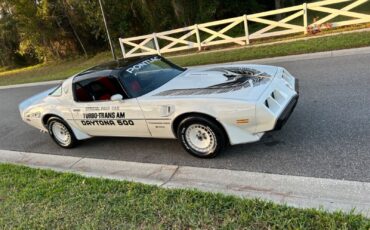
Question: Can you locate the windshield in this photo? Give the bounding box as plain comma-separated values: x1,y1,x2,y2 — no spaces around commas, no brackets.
119,56,185,97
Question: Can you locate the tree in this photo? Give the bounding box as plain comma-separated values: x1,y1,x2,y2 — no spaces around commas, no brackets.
61,0,88,57
0,1,20,66
0,0,277,68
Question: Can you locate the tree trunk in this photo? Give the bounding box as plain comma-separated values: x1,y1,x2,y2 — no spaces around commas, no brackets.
171,0,185,26
0,57,5,67
275,0,283,20
62,0,88,58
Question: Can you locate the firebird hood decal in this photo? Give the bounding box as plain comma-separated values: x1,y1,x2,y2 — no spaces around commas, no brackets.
154,67,272,96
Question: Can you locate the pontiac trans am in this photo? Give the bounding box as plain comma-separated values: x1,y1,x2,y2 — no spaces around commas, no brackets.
19,55,299,158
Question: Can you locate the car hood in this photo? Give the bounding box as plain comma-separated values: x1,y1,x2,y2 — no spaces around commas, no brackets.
144,64,279,101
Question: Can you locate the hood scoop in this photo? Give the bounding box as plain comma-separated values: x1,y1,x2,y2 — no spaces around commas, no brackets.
154,67,272,96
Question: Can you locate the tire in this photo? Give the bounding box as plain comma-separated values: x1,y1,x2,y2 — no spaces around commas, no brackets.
177,116,227,158
47,117,78,148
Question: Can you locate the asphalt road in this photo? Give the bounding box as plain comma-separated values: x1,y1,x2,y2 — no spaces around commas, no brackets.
1,53,369,182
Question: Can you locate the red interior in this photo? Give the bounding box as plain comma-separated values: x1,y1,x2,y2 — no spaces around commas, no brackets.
75,87,91,102
75,76,130,102
97,77,117,100
130,80,141,92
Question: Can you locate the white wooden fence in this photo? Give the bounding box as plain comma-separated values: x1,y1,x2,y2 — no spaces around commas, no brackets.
119,0,370,58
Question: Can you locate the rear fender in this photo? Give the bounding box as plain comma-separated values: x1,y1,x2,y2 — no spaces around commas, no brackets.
42,112,91,141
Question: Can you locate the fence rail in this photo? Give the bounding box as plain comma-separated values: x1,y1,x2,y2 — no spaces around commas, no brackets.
119,0,370,58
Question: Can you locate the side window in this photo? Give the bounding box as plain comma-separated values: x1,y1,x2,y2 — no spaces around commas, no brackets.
73,76,126,102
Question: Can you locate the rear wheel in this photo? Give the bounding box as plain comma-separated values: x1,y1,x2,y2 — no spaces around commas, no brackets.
177,116,226,158
47,117,77,148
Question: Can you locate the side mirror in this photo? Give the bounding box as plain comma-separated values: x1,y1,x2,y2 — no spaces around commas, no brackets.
111,94,123,101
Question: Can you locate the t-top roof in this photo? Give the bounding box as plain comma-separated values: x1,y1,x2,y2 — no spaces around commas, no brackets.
73,55,157,81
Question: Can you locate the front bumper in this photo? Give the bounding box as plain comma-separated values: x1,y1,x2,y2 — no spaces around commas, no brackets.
273,94,299,130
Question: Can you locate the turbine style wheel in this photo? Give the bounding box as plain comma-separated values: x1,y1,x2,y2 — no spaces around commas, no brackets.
177,116,227,158
47,117,77,148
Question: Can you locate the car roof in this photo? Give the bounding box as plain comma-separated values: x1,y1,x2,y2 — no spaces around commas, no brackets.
73,55,157,82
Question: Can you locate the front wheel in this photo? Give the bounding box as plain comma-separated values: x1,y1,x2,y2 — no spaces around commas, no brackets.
47,117,78,148
177,116,227,158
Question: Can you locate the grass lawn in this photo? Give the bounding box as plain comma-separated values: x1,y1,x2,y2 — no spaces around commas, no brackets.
1,30,370,86
0,52,112,86
0,164,369,229
170,30,370,66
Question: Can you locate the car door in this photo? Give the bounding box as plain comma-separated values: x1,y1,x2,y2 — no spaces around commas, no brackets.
70,75,151,137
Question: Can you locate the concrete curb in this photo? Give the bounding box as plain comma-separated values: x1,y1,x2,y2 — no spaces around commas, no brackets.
1,149,369,217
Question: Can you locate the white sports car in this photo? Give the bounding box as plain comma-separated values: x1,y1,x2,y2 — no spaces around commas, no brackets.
19,55,298,158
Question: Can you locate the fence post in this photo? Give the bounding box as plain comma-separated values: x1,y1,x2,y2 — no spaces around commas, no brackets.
153,33,161,55
119,38,126,58
303,3,308,35
243,15,250,45
195,24,202,51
